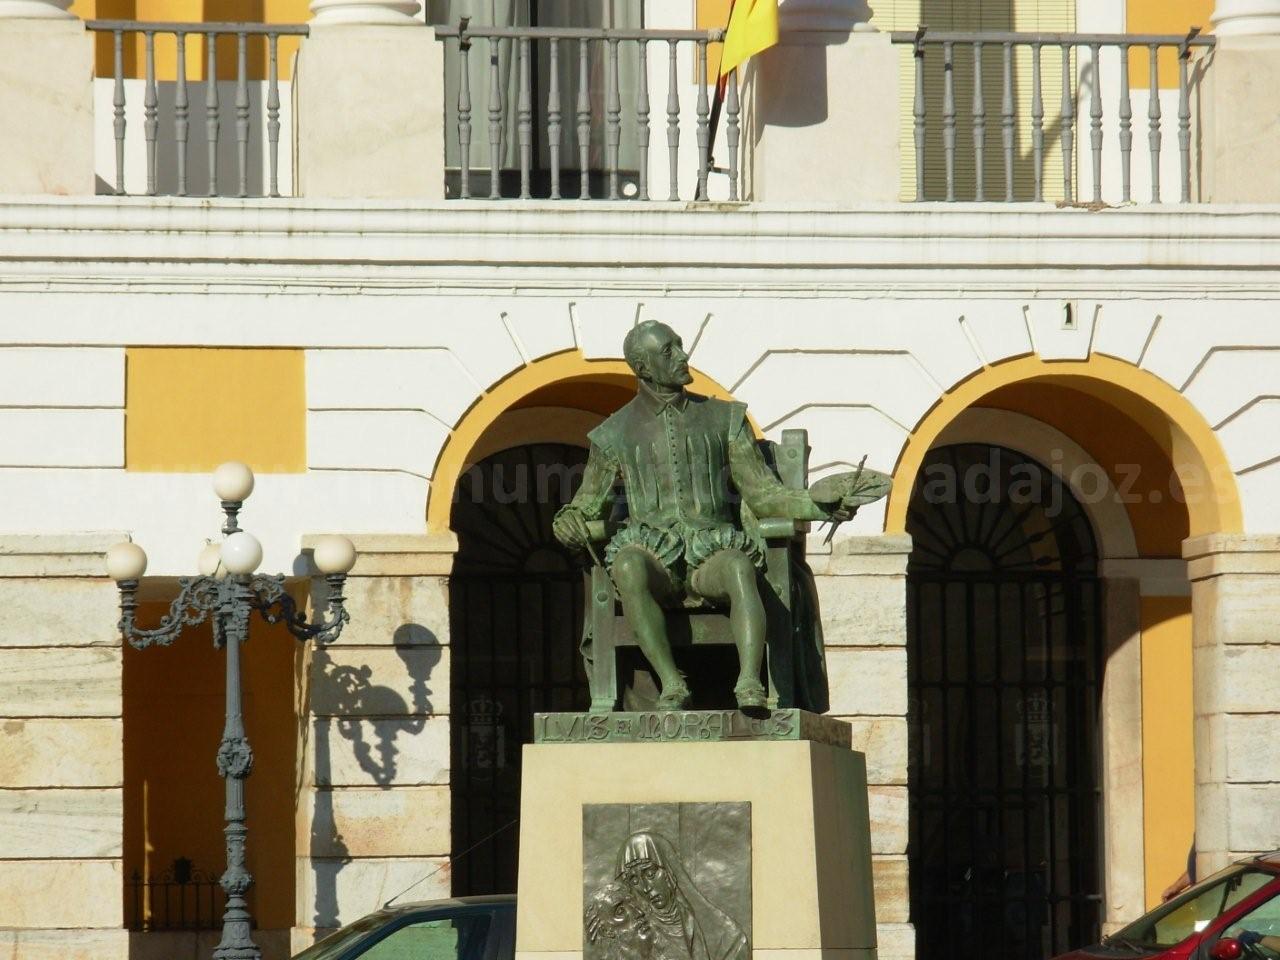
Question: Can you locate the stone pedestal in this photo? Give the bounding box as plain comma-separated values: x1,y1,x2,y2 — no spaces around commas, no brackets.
744,29,898,204
515,712,878,960
1184,534,1280,879
0,19,94,196
293,25,445,199
0,535,129,960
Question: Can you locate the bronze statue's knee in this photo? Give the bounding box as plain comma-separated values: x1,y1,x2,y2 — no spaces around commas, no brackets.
718,550,759,588
610,547,653,594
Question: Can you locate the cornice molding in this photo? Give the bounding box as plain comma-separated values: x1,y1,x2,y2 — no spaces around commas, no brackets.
5,200,1280,286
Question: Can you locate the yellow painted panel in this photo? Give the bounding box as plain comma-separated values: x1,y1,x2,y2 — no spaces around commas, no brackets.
1128,0,1214,89
697,0,732,82
1141,596,1195,909
82,0,304,80
123,601,298,930
126,347,306,473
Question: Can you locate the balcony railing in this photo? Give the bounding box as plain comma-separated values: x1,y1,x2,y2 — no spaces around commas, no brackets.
432,22,737,202
73,20,1222,205
890,28,1217,204
85,20,308,198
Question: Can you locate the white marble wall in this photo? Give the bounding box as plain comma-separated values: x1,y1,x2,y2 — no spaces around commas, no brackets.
2,201,1280,957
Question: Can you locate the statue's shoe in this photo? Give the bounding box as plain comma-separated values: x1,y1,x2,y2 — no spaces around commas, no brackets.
656,682,692,711
734,679,767,710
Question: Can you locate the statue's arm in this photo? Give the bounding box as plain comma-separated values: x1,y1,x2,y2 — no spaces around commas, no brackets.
728,428,832,521
560,442,619,522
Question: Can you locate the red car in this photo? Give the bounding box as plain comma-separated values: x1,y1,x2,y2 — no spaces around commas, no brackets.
1054,852,1280,960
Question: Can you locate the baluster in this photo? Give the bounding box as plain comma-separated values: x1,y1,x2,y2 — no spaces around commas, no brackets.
1178,42,1191,202
488,36,503,200
1061,42,1074,203
972,40,985,202
1089,41,1102,203
518,36,532,199
1118,43,1132,203
547,37,561,200
695,40,709,201
144,31,158,197
636,38,650,201
175,32,189,197
458,31,472,200
1001,41,1014,202
1031,42,1044,202
943,40,956,202
666,39,680,201
913,34,926,201
112,29,125,196
235,32,249,198
578,38,591,199
607,37,621,200
1148,43,1161,203
726,67,740,201
267,34,281,198
206,33,220,197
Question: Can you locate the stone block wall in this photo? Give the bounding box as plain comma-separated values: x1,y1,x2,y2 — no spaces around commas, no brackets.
293,534,456,952
1185,534,1280,877
0,535,127,960
811,534,914,960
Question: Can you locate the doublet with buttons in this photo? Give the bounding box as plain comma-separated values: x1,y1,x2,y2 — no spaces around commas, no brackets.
559,385,825,588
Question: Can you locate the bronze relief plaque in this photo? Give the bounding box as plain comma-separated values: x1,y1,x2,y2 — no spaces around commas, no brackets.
582,802,751,960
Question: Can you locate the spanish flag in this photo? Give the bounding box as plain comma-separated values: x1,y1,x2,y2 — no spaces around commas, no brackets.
719,0,779,76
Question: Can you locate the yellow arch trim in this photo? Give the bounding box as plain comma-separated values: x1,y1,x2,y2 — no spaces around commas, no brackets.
884,354,1243,538
426,349,741,533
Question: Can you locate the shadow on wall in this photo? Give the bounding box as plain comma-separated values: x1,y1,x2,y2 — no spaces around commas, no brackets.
306,620,444,936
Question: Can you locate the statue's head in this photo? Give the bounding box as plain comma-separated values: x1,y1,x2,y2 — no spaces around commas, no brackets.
623,321,692,391
585,879,653,960
619,832,679,915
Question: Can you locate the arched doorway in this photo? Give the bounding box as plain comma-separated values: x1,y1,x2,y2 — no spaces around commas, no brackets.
906,443,1103,959
449,442,593,894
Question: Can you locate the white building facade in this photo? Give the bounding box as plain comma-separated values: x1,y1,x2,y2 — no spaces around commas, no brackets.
1,1,1279,959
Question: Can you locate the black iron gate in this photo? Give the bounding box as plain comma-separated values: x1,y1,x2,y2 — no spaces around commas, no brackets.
906,443,1104,959
449,443,592,895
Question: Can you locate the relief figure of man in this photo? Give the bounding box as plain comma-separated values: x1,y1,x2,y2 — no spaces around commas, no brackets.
552,320,890,711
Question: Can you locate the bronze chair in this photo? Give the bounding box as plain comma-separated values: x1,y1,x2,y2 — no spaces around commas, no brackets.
581,429,812,712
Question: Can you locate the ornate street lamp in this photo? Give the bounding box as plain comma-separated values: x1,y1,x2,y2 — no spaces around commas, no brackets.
106,461,358,960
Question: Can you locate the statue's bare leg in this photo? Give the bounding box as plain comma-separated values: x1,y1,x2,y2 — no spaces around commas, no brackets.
610,546,689,708
692,549,768,709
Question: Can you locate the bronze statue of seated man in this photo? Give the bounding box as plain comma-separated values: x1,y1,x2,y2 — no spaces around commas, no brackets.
553,320,890,712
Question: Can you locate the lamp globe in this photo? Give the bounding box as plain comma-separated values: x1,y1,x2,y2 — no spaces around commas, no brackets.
212,461,255,502
313,536,357,575
220,532,263,575
107,542,148,581
197,542,227,579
